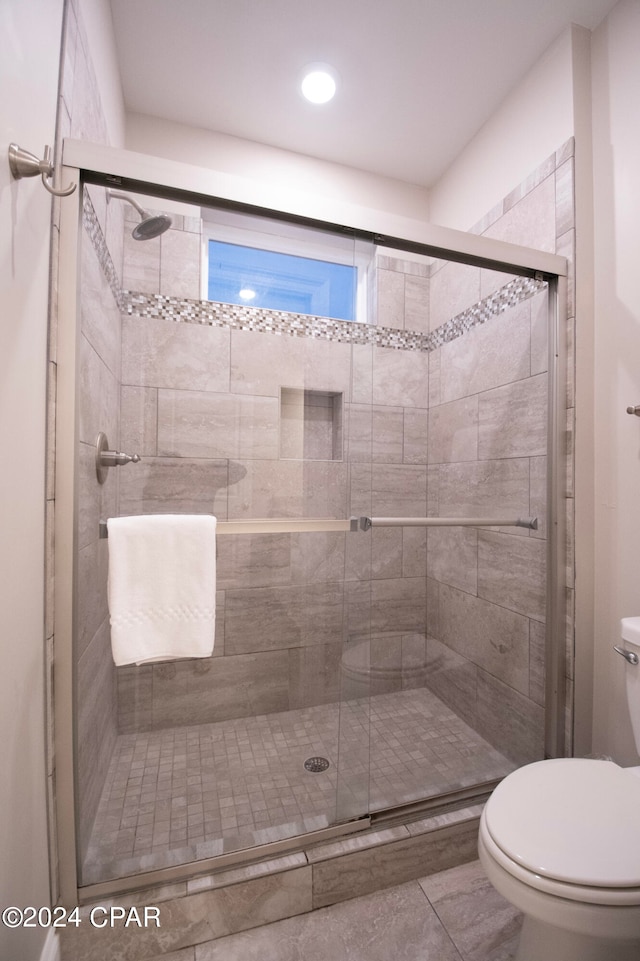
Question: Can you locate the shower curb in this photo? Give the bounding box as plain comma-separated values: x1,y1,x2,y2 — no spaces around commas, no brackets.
58,804,482,960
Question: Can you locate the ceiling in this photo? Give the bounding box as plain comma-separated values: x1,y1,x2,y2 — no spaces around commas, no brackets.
109,0,616,188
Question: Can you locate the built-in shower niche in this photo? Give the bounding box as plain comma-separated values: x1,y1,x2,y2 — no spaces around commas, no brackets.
280,388,343,461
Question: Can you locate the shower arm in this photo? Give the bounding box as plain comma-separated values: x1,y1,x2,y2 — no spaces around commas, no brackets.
106,189,147,218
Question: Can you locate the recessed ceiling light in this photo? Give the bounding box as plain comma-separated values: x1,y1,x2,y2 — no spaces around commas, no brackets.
301,64,337,104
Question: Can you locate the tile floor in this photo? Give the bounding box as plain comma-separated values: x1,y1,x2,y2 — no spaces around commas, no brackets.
84,688,514,885
143,859,523,961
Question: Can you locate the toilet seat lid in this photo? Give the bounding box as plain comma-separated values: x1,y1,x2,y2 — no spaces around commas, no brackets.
485,759,640,888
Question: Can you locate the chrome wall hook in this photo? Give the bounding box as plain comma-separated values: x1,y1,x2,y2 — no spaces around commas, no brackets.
8,143,76,197
626,405,640,417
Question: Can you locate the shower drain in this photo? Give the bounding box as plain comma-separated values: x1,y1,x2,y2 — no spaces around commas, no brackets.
304,756,330,773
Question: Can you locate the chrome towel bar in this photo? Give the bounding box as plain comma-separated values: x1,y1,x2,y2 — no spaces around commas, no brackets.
99,515,537,538
360,515,538,531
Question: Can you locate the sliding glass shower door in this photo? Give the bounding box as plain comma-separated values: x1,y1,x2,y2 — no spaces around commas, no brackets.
67,170,558,896
361,249,550,815
74,182,376,885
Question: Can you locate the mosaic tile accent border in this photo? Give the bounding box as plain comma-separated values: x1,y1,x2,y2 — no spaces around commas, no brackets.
123,291,434,350
427,275,546,349
83,192,546,353
82,190,127,311
122,275,545,353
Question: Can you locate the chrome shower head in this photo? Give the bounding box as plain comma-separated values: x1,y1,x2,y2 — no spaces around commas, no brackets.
131,212,172,240
106,189,173,240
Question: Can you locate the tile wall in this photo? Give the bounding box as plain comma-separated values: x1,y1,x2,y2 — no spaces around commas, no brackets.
424,274,548,763
111,206,433,732
75,185,124,864
486,141,575,758
422,144,575,765
91,178,562,775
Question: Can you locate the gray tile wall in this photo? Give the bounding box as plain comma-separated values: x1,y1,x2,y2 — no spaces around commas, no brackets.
426,275,546,762
376,248,555,762
424,144,576,764
106,156,574,769
73,154,574,874
76,190,123,865
115,217,437,731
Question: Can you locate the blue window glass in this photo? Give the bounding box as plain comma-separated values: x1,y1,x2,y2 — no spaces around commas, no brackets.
208,240,356,321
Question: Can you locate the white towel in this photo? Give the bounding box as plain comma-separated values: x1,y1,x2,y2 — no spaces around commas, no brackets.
107,514,216,667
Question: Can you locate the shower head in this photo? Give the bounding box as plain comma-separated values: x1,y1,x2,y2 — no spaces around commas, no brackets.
106,189,172,240
131,212,172,240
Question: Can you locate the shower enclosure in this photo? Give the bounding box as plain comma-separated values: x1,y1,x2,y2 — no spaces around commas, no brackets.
54,147,567,902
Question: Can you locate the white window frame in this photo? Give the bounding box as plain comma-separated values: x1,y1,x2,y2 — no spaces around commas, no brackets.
201,207,374,324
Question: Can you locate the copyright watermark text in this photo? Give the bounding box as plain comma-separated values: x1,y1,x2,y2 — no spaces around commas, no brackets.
2,905,161,929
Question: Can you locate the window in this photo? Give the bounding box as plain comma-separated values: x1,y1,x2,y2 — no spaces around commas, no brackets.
202,208,372,323
208,240,356,321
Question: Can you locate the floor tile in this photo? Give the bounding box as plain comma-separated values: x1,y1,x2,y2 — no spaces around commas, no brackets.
419,860,522,961
194,880,463,960
84,688,513,885
145,951,195,961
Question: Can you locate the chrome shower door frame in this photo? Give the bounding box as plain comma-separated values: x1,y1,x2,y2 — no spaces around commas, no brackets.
53,140,568,905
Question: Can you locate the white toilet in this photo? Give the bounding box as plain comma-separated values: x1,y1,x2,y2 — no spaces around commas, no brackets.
478,617,640,961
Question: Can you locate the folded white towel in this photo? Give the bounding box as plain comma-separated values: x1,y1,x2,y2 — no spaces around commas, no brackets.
107,514,216,667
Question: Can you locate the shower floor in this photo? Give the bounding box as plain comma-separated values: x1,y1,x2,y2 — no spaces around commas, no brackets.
82,687,514,885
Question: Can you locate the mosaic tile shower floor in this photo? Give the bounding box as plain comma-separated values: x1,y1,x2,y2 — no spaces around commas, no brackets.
83,688,514,884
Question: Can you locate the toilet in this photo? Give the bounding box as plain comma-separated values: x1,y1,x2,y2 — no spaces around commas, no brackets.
478,617,640,961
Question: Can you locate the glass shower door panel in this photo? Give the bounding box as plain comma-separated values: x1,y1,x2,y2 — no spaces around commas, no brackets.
365,249,550,816
75,185,373,886
331,232,376,825
336,397,372,823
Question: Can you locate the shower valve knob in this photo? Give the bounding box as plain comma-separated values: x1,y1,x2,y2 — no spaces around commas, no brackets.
95,432,141,484
100,450,141,467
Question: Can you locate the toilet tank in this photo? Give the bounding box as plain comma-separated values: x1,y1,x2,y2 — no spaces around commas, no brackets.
621,618,640,752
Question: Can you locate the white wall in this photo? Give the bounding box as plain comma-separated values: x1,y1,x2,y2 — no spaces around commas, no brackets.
125,113,430,223
429,27,579,232
0,1,64,959
591,0,640,762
